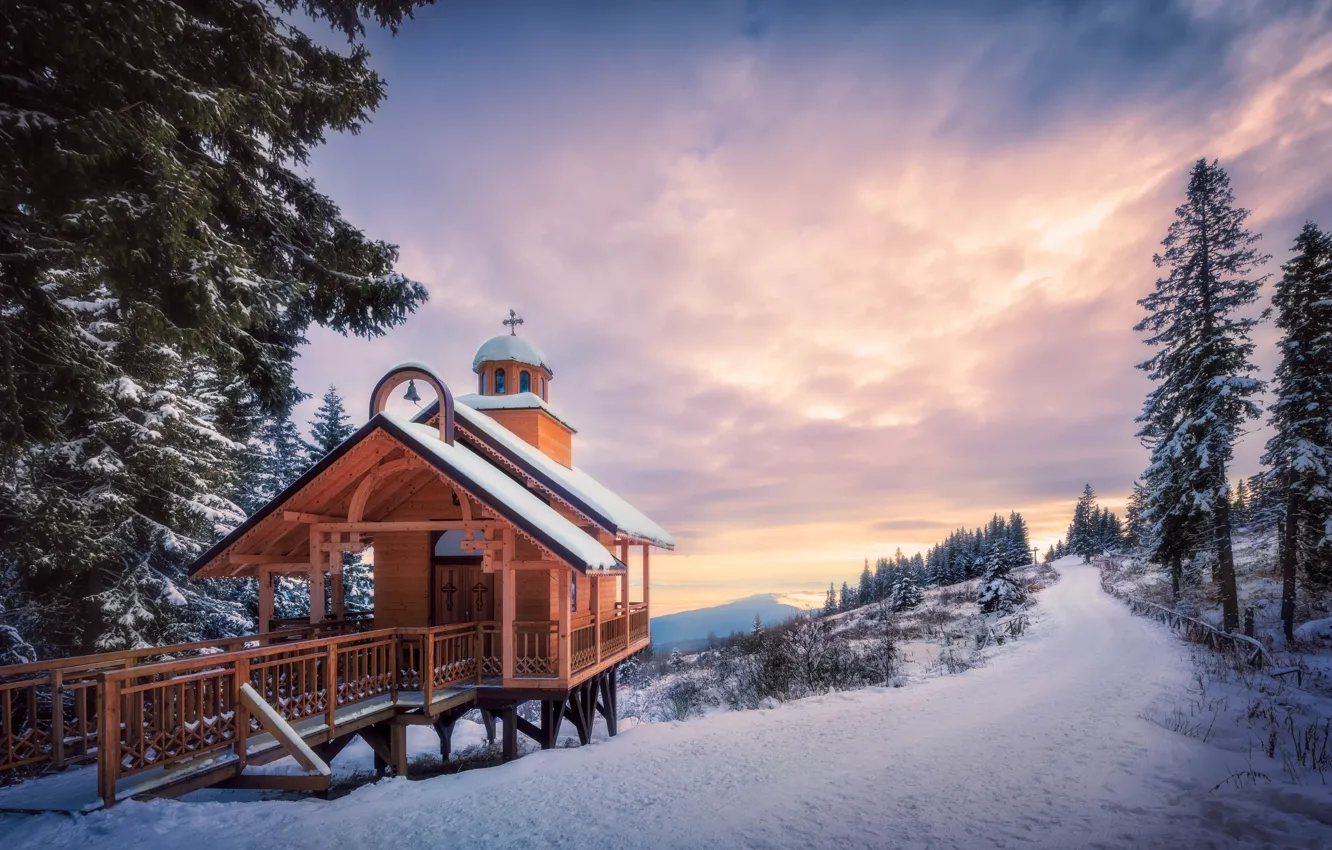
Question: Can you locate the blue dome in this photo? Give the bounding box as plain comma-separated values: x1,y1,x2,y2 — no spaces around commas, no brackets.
472,334,550,374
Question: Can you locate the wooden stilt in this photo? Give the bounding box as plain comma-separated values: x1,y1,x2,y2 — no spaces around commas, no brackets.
258,567,274,636
501,704,518,761
390,722,409,776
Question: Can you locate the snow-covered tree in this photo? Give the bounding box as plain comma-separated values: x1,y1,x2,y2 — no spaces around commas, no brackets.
307,386,357,462
890,572,923,612
1067,484,1099,562
1135,159,1267,632
977,540,1027,614
0,0,430,655
1263,221,1332,640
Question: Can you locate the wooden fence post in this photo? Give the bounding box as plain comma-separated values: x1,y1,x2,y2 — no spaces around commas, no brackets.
422,632,435,709
326,641,338,739
234,657,250,769
97,675,121,807
50,668,64,770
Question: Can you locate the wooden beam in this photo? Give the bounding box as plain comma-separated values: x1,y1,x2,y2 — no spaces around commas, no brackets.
229,554,307,565
213,772,331,792
313,520,494,534
282,511,345,524
238,684,329,776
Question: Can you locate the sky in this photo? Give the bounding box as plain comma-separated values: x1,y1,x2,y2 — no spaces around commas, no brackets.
292,0,1332,615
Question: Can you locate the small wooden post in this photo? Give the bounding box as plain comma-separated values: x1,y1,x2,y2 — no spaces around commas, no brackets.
258,567,274,637
558,568,571,681
97,674,121,806
422,631,435,708
50,668,65,770
234,656,250,769
325,640,338,738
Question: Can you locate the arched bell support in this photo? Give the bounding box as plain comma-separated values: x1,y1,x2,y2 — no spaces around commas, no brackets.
368,363,455,445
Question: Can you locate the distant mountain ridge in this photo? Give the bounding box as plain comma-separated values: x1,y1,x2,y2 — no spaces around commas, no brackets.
650,593,804,651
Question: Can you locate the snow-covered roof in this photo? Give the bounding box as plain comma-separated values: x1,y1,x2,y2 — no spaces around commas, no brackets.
377,411,620,572
452,401,675,549
473,335,550,374
455,392,577,431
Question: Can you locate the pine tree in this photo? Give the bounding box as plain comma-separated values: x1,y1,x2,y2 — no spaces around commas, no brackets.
977,540,1027,614
823,582,837,615
1068,484,1098,561
0,0,430,654
890,572,924,612
307,386,357,462
1135,159,1267,632
858,559,875,604
1263,222,1332,641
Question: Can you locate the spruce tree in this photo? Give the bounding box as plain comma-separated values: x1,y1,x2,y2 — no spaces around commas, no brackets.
308,386,357,462
977,540,1027,614
1263,222,1332,641
1136,159,1267,632
1069,484,1098,561
0,0,431,653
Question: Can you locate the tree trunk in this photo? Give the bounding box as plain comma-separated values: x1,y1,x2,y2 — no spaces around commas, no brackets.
1170,553,1182,603
1213,494,1241,633
1280,491,1300,644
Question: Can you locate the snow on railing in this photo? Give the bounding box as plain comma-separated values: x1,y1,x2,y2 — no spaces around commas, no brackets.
1098,563,1272,669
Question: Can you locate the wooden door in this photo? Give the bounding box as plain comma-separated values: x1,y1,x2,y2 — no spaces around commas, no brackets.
433,563,495,625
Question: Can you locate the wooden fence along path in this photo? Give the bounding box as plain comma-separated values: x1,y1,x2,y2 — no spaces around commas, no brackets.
1098,562,1273,669
0,621,481,806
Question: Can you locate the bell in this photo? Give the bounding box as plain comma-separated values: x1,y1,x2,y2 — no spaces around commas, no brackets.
402,379,421,405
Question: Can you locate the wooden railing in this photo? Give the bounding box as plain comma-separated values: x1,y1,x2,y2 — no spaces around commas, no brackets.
599,612,628,660
570,619,598,674
1,623,478,802
0,619,369,779
629,603,649,645
514,621,558,677
1098,564,1272,668
0,605,653,797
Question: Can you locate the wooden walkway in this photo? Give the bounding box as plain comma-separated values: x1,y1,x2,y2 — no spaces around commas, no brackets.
0,614,649,807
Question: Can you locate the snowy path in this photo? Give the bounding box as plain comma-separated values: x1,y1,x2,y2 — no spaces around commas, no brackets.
4,563,1330,849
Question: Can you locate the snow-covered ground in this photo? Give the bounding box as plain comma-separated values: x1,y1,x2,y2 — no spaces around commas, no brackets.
3,559,1330,848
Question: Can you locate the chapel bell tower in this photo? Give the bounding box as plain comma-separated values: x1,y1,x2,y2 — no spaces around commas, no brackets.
470,310,574,467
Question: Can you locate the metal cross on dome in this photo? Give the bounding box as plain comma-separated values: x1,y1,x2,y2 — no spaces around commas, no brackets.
502,309,524,336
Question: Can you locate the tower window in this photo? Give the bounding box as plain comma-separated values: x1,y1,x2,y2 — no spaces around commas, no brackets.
479,371,487,394
520,371,531,393
540,377,546,399
495,368,506,393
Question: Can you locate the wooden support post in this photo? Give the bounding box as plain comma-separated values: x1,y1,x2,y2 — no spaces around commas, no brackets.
501,560,516,682
558,568,571,681
619,543,629,611
501,704,518,762
330,549,345,621
642,544,650,611
391,722,409,776
258,567,274,636
309,566,325,624
97,675,121,806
